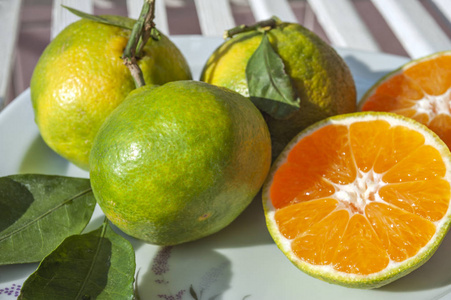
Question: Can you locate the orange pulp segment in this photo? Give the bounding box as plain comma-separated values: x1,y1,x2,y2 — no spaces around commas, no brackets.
360,51,451,149
266,113,451,283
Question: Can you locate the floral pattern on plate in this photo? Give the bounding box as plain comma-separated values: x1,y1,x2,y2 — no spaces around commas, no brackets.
142,246,250,300
0,284,21,298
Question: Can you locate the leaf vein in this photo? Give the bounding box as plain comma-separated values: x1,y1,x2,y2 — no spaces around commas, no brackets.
75,220,109,299
263,40,290,102
0,188,93,242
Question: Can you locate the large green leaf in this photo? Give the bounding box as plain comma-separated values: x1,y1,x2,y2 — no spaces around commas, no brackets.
18,221,136,300
0,174,96,265
246,33,301,120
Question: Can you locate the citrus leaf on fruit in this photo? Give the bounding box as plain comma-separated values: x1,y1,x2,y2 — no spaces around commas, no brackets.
18,220,136,300
62,5,135,30
246,33,300,120
0,174,96,265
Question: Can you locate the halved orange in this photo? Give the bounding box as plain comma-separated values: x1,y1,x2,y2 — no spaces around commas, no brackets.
359,51,451,149
262,112,451,288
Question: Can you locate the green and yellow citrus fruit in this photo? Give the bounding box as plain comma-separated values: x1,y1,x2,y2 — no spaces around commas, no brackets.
90,80,271,245
263,112,451,288
30,18,192,170
201,21,356,158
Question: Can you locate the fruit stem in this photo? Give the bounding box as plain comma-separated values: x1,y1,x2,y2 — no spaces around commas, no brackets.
136,0,160,56
122,0,159,88
223,16,282,39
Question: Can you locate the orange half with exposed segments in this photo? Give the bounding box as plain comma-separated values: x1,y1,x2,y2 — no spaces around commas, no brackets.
262,112,451,288
359,51,451,149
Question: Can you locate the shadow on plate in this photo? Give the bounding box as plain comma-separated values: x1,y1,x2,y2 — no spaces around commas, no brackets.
137,246,234,300
0,262,38,283
19,135,69,175
190,192,274,249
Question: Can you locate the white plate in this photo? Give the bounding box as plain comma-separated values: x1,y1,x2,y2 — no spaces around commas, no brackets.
2,36,451,300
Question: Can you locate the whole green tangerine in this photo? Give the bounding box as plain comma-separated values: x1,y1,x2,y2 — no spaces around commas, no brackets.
89,81,272,245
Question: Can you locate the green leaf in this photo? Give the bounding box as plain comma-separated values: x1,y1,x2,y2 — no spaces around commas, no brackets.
246,33,301,120
18,220,136,300
62,5,136,30
0,174,96,265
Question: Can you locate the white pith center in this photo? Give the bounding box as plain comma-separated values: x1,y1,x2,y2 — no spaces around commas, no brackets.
410,89,451,122
331,170,385,214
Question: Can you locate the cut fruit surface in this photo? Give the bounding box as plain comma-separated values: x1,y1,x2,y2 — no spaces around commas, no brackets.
359,51,451,149
263,112,451,288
